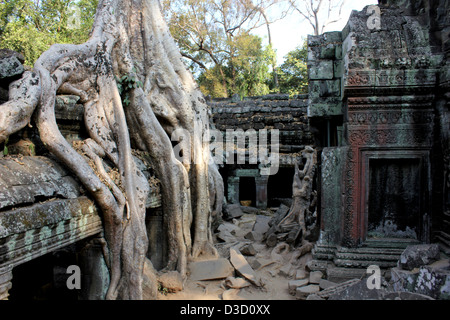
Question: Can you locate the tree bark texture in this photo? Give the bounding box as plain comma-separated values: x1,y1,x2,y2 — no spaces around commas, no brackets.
0,0,224,300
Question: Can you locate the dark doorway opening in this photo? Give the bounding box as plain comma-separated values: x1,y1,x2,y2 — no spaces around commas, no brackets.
239,177,256,206
145,207,168,271
267,167,294,207
9,249,79,300
368,158,422,240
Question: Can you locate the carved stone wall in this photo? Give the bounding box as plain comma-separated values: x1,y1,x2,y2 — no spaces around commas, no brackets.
309,0,450,275
208,94,316,209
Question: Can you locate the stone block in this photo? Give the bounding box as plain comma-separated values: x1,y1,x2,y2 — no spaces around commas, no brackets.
279,264,292,277
252,215,271,235
334,60,343,78
222,288,242,300
309,61,334,80
244,231,261,241
307,34,323,47
217,222,240,235
295,269,307,280
225,276,251,289
240,206,260,214
391,267,419,292
319,279,337,290
229,247,259,286
240,244,257,256
0,56,24,80
0,49,25,64
413,266,450,299
223,203,244,220
296,285,320,298
335,44,343,59
188,258,234,281
323,31,342,43
288,279,309,295
249,258,275,270
327,279,382,300
306,294,325,300
398,244,441,271
320,45,336,59
217,229,237,243
309,271,324,284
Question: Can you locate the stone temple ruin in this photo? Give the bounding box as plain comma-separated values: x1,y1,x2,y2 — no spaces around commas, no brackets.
308,0,450,283
0,0,449,300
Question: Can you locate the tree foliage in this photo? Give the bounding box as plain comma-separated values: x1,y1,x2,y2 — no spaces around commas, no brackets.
277,40,308,96
197,31,274,98
162,0,282,98
0,0,98,65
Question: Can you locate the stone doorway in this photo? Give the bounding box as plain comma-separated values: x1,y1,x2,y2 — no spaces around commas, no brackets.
361,150,430,243
368,158,421,240
239,176,256,206
267,167,294,207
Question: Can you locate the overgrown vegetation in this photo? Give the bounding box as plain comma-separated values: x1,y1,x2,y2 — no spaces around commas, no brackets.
0,0,98,66
0,0,308,97
115,68,143,106
276,41,308,96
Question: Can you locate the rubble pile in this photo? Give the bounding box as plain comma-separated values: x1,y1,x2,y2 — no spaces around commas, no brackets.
175,210,450,300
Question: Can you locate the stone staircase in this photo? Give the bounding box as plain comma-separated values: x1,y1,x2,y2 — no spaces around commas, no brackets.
311,238,421,282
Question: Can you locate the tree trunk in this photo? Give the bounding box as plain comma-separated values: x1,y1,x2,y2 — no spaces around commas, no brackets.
0,0,223,300
278,146,317,242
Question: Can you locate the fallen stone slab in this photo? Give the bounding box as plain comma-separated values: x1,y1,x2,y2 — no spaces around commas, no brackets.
249,258,275,270
306,294,325,300
313,278,360,299
252,215,271,235
223,203,244,220
295,269,307,280
279,263,292,277
383,291,434,300
222,288,242,300
189,258,234,281
398,244,441,271
217,229,237,243
266,233,278,247
296,285,320,298
241,206,260,214
240,243,257,256
244,230,262,241
392,259,450,300
217,222,240,235
319,279,337,290
391,267,419,293
412,266,450,300
229,247,260,286
327,276,437,300
238,213,257,228
309,271,324,284
225,276,251,289
288,279,309,295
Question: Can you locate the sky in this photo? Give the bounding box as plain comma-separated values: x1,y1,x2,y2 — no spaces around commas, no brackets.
252,0,377,64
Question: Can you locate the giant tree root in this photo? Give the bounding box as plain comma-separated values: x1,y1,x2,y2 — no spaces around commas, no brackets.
0,0,223,299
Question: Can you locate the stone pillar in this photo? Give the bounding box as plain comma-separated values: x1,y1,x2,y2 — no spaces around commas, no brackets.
145,208,167,271
77,238,110,300
0,266,13,300
227,176,240,204
255,176,269,209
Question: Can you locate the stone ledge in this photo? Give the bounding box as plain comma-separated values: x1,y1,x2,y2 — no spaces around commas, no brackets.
0,197,102,270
